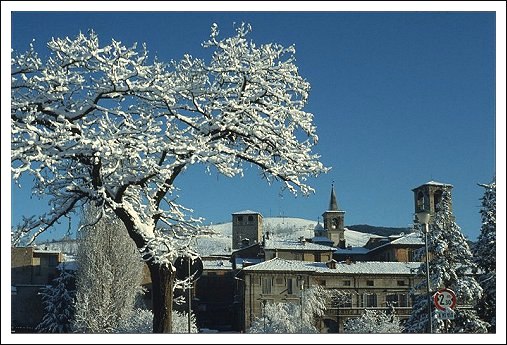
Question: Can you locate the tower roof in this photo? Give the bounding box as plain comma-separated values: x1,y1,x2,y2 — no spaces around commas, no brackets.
411,181,453,191
329,184,340,211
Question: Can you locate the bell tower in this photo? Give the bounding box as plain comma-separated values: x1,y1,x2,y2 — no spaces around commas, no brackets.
322,184,346,248
412,181,454,224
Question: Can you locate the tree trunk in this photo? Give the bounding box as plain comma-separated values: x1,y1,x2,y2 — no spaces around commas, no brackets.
113,208,175,333
148,261,174,333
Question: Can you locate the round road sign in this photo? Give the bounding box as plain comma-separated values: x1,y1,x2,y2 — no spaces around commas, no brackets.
433,288,457,311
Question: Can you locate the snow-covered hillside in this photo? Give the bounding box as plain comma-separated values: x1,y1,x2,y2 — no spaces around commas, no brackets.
36,217,381,257
193,217,376,256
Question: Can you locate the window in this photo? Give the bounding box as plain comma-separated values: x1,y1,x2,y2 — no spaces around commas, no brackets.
366,280,374,287
398,293,408,307
262,277,272,294
408,249,416,262
316,279,326,286
248,215,254,222
397,280,405,286
386,293,409,307
434,190,443,209
362,293,377,307
343,280,351,286
417,191,425,211
287,278,293,295
386,294,398,306
237,216,243,223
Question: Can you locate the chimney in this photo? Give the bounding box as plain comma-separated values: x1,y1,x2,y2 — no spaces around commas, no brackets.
326,259,337,269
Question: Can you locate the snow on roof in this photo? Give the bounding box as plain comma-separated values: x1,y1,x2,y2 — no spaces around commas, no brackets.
33,249,61,254
234,258,263,269
232,210,262,215
390,232,424,246
264,239,336,251
242,257,421,275
203,260,232,270
425,180,453,186
343,228,372,247
413,181,453,190
368,232,424,253
334,247,371,255
311,236,333,243
367,234,388,239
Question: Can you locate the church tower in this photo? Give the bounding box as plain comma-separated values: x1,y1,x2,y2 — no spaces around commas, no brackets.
322,184,346,248
412,181,454,224
232,210,263,249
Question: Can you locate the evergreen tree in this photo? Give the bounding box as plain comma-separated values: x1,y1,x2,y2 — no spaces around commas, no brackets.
405,190,488,333
473,179,496,332
36,264,76,333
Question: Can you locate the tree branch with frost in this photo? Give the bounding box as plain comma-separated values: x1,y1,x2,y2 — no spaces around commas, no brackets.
12,25,328,332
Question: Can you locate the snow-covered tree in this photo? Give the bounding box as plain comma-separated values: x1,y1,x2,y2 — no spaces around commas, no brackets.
405,190,488,333
72,208,144,333
171,311,199,334
11,24,328,332
343,308,403,334
114,309,197,334
36,264,76,333
248,285,334,333
473,179,496,332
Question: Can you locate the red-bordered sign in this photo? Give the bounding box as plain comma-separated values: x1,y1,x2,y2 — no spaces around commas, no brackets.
433,288,457,311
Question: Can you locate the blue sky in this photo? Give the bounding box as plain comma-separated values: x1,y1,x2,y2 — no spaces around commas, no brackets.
4,4,504,243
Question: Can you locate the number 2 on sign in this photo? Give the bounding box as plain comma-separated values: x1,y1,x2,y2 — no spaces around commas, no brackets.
438,293,452,307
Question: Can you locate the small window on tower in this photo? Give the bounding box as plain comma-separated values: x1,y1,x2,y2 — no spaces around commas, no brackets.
237,216,243,223
434,190,443,209
417,191,425,211
248,215,254,222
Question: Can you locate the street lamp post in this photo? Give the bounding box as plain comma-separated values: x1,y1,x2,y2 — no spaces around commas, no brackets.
416,211,433,334
300,279,304,333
